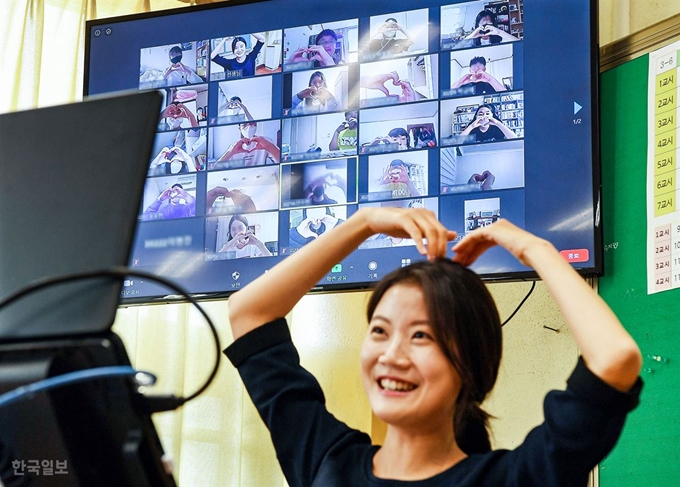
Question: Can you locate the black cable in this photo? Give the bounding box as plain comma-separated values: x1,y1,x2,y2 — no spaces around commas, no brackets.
501,280,536,327
0,266,220,410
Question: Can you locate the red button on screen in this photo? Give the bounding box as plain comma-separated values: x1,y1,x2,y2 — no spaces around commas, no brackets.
559,249,590,263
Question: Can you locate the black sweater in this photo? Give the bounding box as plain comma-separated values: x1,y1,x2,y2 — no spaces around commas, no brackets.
225,318,642,487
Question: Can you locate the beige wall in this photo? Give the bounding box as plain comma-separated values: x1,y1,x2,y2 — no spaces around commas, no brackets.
600,0,680,46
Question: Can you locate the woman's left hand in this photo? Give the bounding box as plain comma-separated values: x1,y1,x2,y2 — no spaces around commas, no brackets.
453,219,546,267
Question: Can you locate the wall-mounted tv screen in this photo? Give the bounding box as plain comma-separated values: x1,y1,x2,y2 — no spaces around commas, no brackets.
85,0,601,303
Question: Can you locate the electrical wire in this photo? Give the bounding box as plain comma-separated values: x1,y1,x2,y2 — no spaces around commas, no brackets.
0,366,155,409
0,266,221,408
501,280,536,327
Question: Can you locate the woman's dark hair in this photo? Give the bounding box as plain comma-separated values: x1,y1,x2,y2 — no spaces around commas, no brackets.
227,214,249,241
309,71,327,87
388,127,411,149
232,36,248,53
169,46,183,57
230,96,242,103
366,259,503,455
385,17,398,23
475,10,497,28
472,103,499,122
316,29,338,44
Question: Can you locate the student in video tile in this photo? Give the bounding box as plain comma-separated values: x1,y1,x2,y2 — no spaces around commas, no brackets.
216,121,279,166
219,214,272,258
379,159,421,198
466,10,518,46
329,111,358,151
468,170,495,190
160,89,199,131
292,71,340,114
305,172,347,205
211,33,265,78
411,125,437,148
460,104,517,143
149,146,198,176
142,183,196,220
369,127,411,151
163,46,203,86
289,207,342,247
369,18,415,57
451,57,506,96
226,208,642,486
218,96,255,122
196,107,207,122
360,72,417,102
288,29,342,67
206,186,258,213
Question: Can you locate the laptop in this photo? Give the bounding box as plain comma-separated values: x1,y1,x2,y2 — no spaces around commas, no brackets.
0,91,162,341
0,92,179,486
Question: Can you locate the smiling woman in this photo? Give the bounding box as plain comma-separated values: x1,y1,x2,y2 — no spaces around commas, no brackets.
225,206,642,486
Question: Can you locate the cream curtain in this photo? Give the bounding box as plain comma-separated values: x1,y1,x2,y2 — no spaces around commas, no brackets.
0,0,186,113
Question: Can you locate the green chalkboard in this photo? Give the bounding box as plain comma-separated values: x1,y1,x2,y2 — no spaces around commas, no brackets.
599,55,680,484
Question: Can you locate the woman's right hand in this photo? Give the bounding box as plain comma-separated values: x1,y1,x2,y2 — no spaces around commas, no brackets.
357,207,456,260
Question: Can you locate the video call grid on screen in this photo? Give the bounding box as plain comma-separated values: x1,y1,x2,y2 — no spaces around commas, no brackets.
85,0,601,301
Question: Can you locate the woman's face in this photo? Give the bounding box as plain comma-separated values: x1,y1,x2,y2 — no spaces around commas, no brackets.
310,75,325,89
476,107,493,126
234,41,247,58
230,219,247,237
360,284,461,431
478,16,493,28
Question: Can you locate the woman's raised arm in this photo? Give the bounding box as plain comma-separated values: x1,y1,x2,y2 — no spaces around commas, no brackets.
228,208,456,340
453,219,642,391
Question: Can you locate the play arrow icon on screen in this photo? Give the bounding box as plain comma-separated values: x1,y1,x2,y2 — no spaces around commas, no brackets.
574,102,583,114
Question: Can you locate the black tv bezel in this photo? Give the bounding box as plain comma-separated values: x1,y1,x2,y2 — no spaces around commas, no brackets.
84,0,603,305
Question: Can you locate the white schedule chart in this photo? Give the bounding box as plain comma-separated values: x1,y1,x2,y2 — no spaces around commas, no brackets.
648,39,680,293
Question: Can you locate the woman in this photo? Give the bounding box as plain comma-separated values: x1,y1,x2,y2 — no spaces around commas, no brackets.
465,10,518,46
219,214,272,258
291,71,339,114
226,207,642,486
460,104,518,143
211,33,265,77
